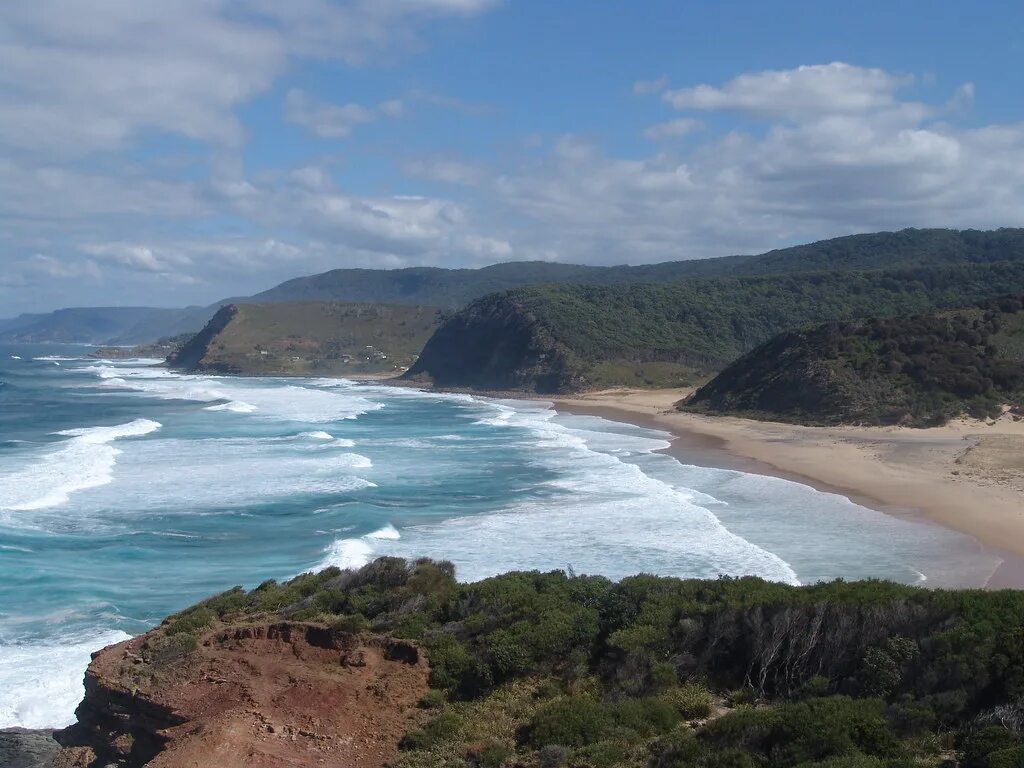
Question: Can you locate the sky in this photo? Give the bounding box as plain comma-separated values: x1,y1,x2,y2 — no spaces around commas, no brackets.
2,1,1024,315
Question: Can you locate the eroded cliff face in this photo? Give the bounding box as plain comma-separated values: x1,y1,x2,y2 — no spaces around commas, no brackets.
165,304,239,373
53,622,429,768
404,294,587,393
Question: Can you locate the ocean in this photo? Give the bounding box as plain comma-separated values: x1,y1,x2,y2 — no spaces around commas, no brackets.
0,344,1000,729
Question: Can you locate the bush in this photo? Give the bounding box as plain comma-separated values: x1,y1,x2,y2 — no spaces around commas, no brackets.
165,607,214,636
399,711,464,751
465,740,510,768
612,697,680,736
417,689,446,709
661,683,714,720
960,726,1022,768
522,697,610,748
330,613,369,634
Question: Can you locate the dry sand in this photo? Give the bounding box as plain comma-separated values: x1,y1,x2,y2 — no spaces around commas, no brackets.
550,388,1024,588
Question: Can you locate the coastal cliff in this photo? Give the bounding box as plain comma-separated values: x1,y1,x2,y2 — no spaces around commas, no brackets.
404,292,586,393
167,302,441,376
53,620,428,768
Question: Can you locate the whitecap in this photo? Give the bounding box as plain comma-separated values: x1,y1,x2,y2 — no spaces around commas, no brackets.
9,355,21,360
300,431,334,440
204,400,258,413
0,629,131,729
0,419,161,513
318,524,401,571
80,366,384,424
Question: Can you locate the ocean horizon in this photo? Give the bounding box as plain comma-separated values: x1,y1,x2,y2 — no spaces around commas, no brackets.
0,343,1000,729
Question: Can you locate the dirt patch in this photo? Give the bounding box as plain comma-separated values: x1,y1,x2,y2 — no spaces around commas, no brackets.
55,623,429,768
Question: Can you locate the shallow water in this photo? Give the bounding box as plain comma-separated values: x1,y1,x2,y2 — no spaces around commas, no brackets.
0,344,999,728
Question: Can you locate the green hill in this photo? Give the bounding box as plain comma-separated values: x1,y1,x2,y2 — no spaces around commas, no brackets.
243,227,1024,307
406,262,1024,393
683,295,1024,426
141,558,1024,768
7,228,1024,344
168,302,442,375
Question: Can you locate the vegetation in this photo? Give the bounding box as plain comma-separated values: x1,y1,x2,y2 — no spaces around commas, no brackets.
248,228,1024,308
407,262,1024,393
684,294,1024,426
6,228,1024,345
174,557,1024,768
167,301,441,375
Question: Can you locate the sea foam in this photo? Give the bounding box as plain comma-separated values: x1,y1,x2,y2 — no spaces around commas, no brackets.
86,365,384,423
0,419,161,513
0,629,131,729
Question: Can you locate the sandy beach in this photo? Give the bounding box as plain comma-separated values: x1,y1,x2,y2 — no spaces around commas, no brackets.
549,388,1024,588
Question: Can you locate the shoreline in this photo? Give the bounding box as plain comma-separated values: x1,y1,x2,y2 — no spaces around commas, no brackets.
120,364,1024,590
546,388,1024,590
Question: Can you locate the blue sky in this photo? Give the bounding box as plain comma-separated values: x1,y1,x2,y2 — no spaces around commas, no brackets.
2,0,1023,314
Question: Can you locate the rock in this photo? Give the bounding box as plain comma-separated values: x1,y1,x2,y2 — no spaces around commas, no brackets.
0,729,61,768
51,622,429,768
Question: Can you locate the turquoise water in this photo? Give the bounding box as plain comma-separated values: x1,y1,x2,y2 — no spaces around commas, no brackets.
0,344,999,728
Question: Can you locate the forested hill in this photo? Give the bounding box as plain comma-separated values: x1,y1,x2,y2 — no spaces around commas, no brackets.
58,557,1024,768
683,295,1024,427
405,262,1024,393
5,228,1024,344
242,227,1024,307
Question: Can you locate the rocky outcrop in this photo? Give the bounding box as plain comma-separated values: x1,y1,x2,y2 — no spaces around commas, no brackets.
53,622,429,768
0,729,60,768
165,304,239,373
404,293,586,393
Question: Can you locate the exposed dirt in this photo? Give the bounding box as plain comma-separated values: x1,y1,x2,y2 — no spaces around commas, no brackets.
54,622,429,768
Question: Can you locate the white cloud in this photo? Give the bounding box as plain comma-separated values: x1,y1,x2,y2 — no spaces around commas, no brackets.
470,66,1024,263
284,90,405,138
644,118,702,141
633,75,668,95
284,90,376,138
663,62,915,120
0,0,495,155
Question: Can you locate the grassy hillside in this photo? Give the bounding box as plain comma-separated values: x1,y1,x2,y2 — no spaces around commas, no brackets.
243,228,1024,308
683,296,1024,427
164,557,1024,768
168,302,441,375
406,262,1024,393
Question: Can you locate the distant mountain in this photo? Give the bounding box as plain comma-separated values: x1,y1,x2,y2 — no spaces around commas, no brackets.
241,228,1024,307
7,227,1024,344
0,307,211,345
168,302,441,375
683,295,1024,426
0,312,46,335
405,262,1024,393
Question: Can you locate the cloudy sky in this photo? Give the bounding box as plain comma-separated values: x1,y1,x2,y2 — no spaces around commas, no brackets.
3,0,1024,314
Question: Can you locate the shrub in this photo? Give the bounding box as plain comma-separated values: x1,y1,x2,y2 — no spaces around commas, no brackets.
330,613,369,634
612,697,681,736
960,726,1022,768
418,689,446,709
165,607,214,636
522,697,610,748
661,683,714,720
